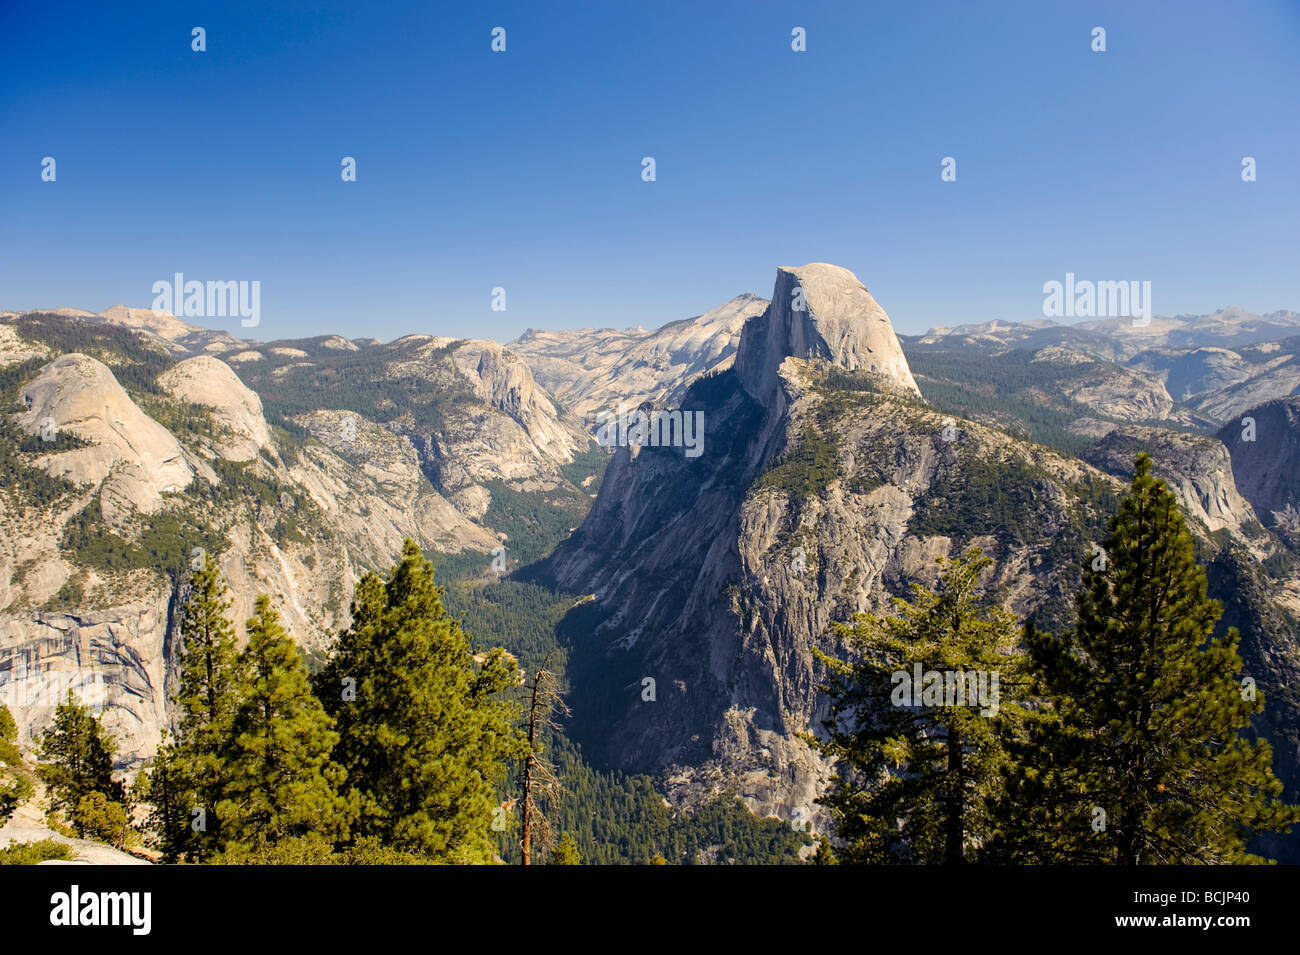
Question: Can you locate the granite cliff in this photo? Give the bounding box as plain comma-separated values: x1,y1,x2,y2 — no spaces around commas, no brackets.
538,265,1300,844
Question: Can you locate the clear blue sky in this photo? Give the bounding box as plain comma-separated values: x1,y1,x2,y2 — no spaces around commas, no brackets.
2,0,1297,341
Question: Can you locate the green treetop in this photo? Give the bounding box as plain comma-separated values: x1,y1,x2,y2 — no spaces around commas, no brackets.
548,831,581,865
1000,453,1298,863
169,553,239,860
811,547,1026,864
318,539,525,862
216,594,351,852
36,691,125,836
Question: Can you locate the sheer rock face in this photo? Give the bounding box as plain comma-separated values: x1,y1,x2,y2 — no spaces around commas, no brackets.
447,340,581,475
0,597,173,768
544,264,1297,827
733,264,920,405
15,354,195,520
1218,397,1300,527
1084,426,1261,538
158,356,273,461
544,265,960,821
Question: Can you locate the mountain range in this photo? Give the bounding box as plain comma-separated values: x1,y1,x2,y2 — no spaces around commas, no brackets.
3,268,1300,861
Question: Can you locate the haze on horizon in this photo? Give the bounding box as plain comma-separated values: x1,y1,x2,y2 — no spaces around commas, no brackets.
8,295,1299,351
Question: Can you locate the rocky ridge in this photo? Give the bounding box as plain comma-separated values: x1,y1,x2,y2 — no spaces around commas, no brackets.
541,264,1299,832
4,277,1300,859
0,321,535,766
511,294,767,428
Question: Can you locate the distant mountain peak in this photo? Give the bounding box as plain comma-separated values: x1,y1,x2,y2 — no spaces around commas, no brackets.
96,304,200,340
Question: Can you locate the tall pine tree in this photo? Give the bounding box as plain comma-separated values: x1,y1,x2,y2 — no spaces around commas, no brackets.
216,594,350,851
169,552,239,860
811,548,1025,863
177,553,239,741
998,453,1297,863
318,540,525,862
37,690,125,835
134,731,192,863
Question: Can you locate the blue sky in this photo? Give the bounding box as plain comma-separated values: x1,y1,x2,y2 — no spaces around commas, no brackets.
1,0,1297,342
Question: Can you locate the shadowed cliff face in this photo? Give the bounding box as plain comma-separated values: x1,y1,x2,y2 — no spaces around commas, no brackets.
1207,547,1300,864
1218,397,1300,528
541,264,1300,841
543,265,1112,819
544,369,768,769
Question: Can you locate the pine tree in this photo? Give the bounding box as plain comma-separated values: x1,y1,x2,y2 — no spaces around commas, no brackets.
1000,453,1298,863
134,732,194,863
0,703,16,743
547,831,581,865
36,690,125,835
168,553,239,860
811,547,1025,863
0,702,34,825
0,772,34,826
70,791,131,848
811,837,838,865
177,553,239,743
215,594,350,851
319,539,526,861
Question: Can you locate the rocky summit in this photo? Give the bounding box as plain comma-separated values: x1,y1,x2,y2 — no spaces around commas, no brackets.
734,263,921,404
